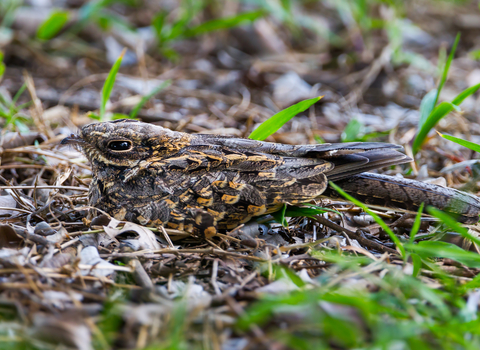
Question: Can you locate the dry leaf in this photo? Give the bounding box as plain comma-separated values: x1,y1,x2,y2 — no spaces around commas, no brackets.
0,195,17,217
79,246,117,277
104,221,161,250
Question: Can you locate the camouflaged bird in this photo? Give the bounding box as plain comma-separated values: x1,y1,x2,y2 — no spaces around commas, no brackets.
61,119,480,238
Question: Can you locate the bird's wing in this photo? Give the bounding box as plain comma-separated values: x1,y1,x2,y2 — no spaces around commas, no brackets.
326,148,411,181
193,134,404,157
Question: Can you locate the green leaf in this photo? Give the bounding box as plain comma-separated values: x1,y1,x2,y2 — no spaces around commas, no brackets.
341,118,365,142
14,119,29,133
434,33,460,107
314,135,325,144
88,112,101,120
427,207,480,246
282,204,341,218
160,47,180,61
130,80,171,119
413,34,469,155
418,89,437,131
100,48,126,120
37,10,70,40
411,253,422,277
78,0,113,22
412,101,459,154
184,10,264,37
409,202,424,243
439,133,480,153
162,0,204,42
413,81,480,155
406,241,480,268
329,181,405,258
249,97,322,141
12,83,27,106
274,265,306,288
111,113,131,120
284,206,327,218
469,49,480,61
462,272,480,292
272,204,288,227
451,82,480,105
0,62,5,80
152,11,167,42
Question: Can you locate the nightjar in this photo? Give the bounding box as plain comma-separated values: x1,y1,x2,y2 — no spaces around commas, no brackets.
61,119,480,237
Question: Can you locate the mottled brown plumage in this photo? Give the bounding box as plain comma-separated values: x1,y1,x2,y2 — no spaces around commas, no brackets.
61,119,480,237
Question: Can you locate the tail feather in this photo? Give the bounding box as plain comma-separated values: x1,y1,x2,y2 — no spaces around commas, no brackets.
324,172,480,224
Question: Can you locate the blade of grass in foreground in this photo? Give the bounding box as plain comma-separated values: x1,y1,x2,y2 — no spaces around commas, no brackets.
249,97,322,141
100,48,126,120
329,182,405,258
427,207,480,246
409,202,424,243
438,131,480,153
406,241,480,268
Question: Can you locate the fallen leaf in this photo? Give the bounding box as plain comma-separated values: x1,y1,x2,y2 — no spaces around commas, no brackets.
104,221,162,250
0,195,17,217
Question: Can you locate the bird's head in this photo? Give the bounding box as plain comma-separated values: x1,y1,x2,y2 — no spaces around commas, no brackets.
61,119,191,168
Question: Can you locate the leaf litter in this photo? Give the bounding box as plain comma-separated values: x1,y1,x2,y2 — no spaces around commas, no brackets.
2,1,480,349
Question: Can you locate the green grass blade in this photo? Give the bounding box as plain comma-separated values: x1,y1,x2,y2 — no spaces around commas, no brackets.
78,0,112,22
413,34,471,155
100,48,126,120
88,112,101,120
427,207,480,246
249,97,322,141
111,113,130,120
413,81,480,155
283,206,326,218
152,12,167,42
272,204,288,227
184,10,264,37
0,63,5,81
129,80,171,119
406,241,480,268
36,10,70,40
341,118,364,142
411,253,422,277
462,272,480,292
412,101,458,154
0,51,5,80
12,83,27,106
451,82,480,105
299,203,342,216
409,202,424,243
434,33,460,107
439,132,480,153
329,182,406,258
418,89,437,131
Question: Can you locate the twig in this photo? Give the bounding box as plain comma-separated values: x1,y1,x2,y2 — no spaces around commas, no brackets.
159,225,175,249
312,215,399,255
101,247,267,261
0,186,88,191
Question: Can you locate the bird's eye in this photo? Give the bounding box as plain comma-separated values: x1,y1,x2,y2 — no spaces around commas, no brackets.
107,140,132,151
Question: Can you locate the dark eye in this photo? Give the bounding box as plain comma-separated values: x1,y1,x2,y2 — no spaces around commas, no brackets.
107,140,132,151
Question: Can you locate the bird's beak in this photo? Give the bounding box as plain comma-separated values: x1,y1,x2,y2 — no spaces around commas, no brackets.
61,134,84,145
